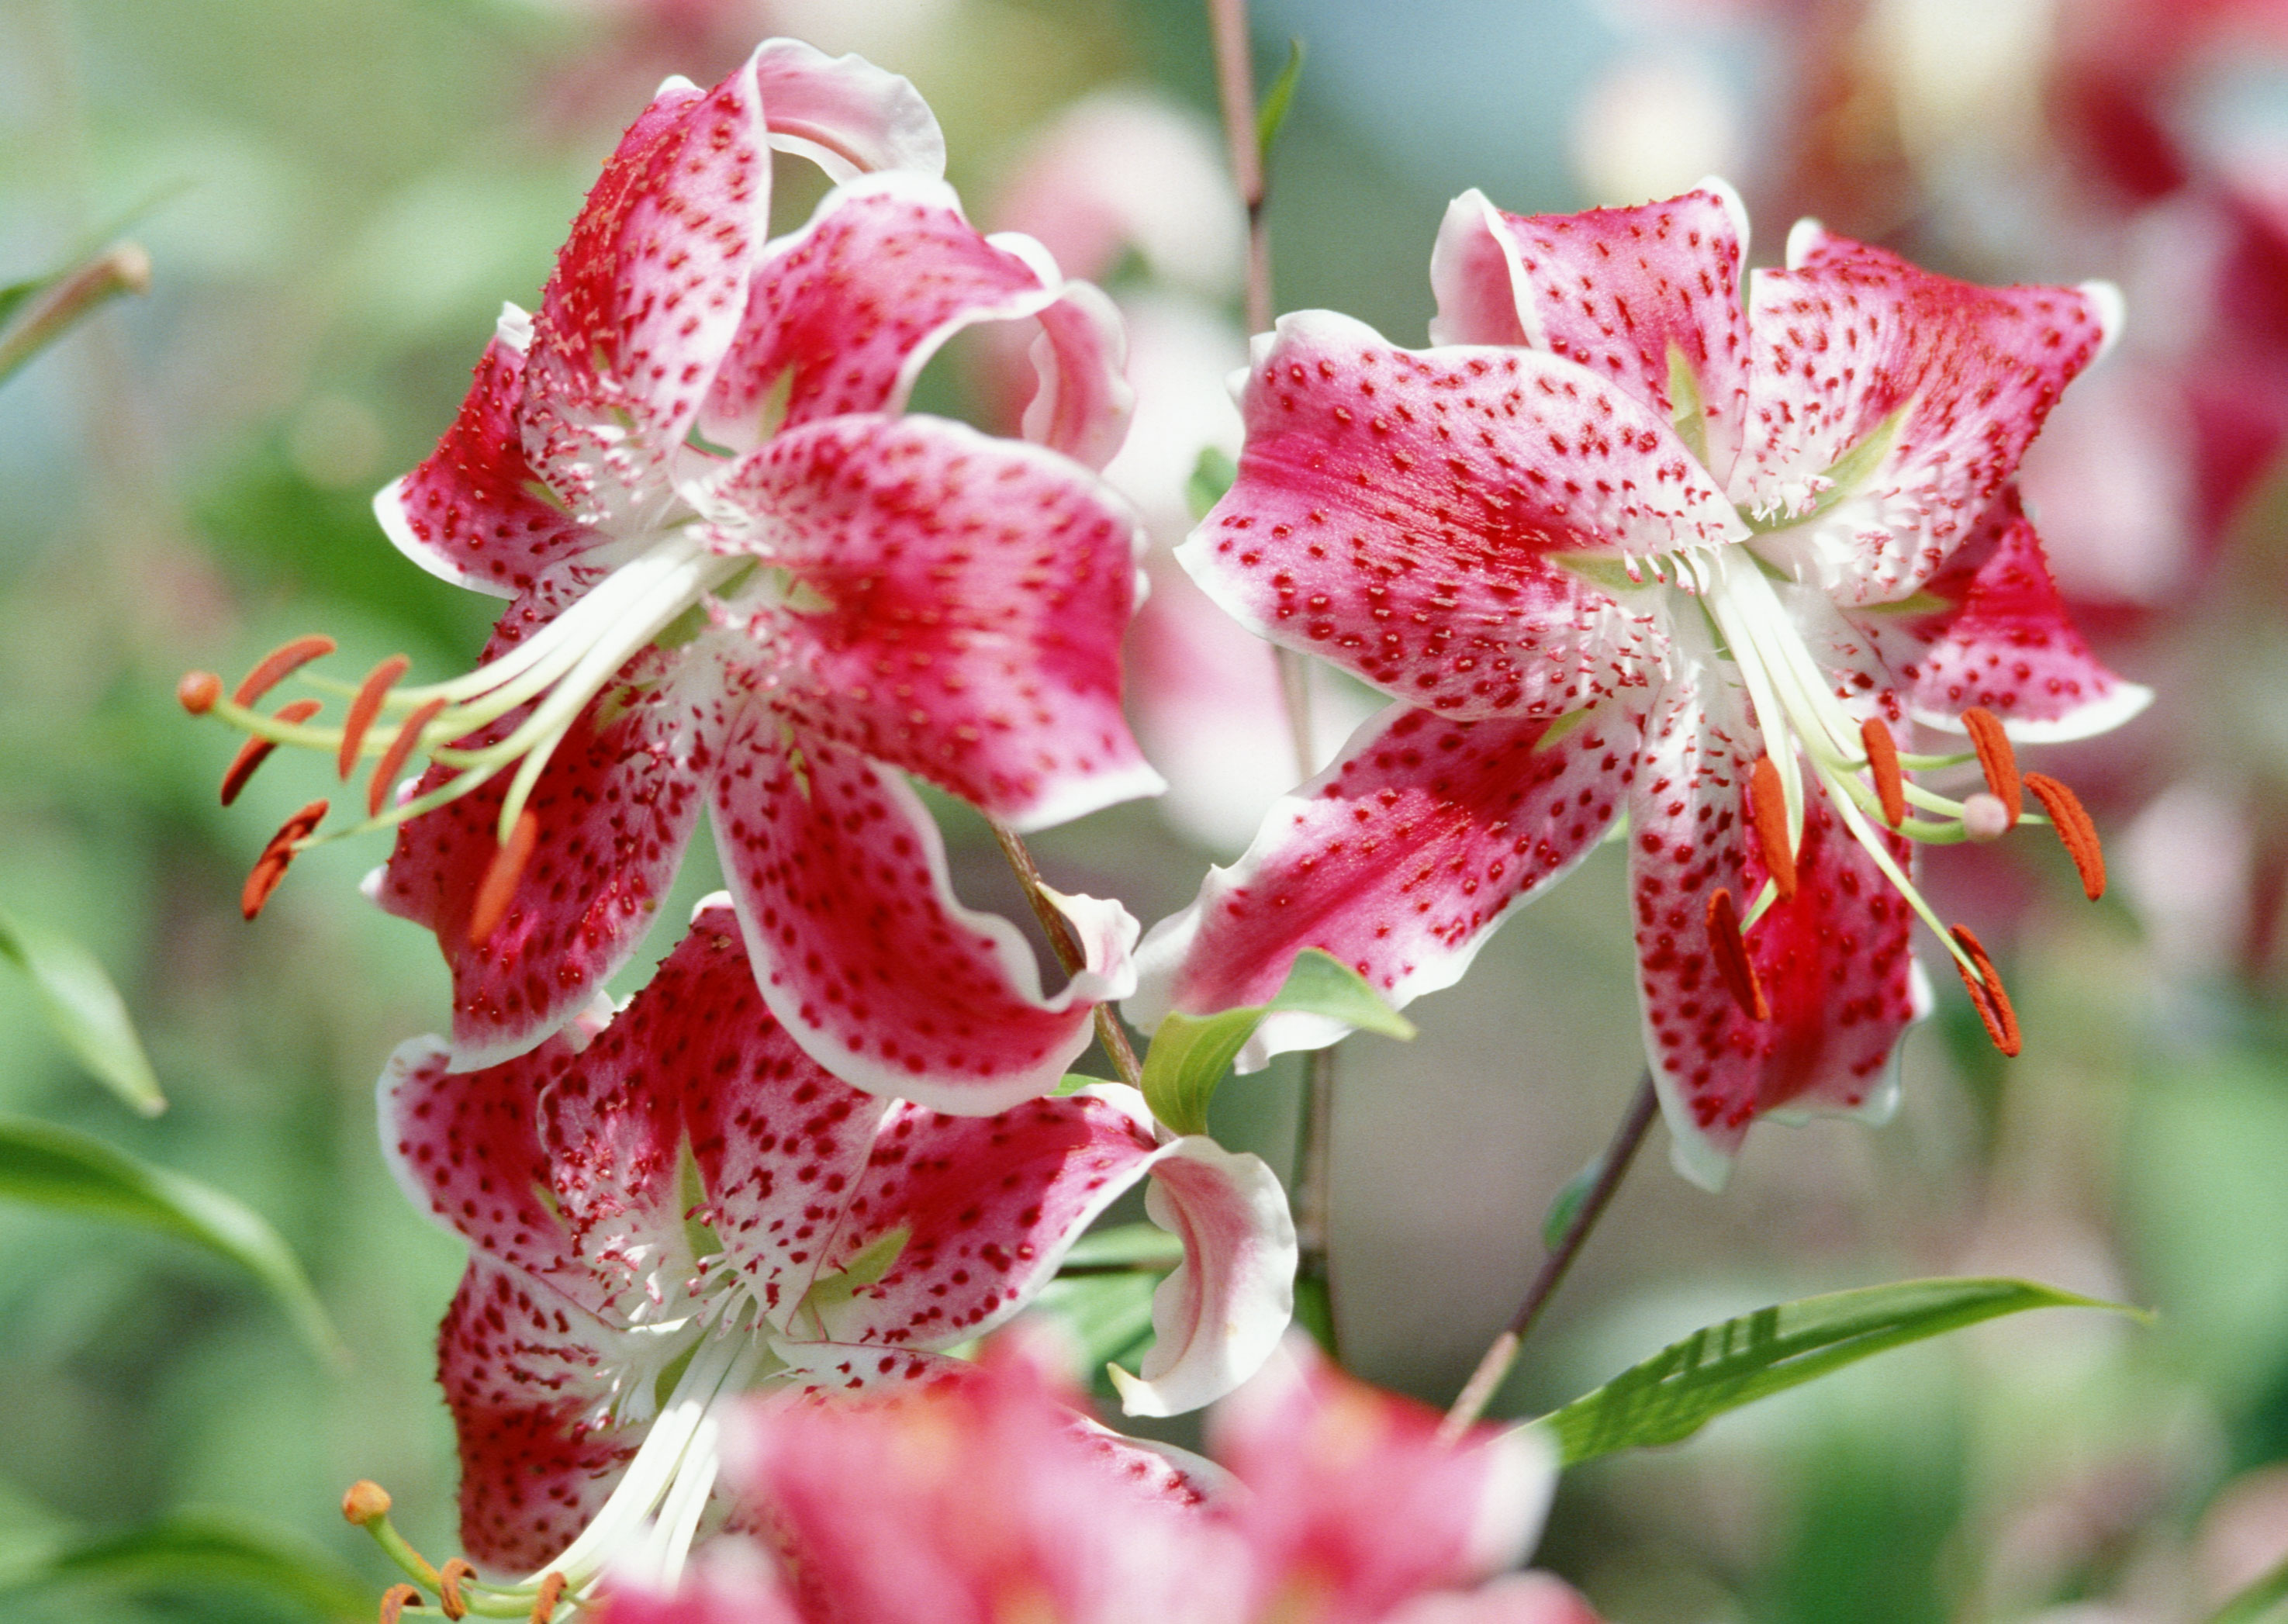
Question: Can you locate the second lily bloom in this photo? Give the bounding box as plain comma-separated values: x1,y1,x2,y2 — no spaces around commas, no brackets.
1131,180,2145,1184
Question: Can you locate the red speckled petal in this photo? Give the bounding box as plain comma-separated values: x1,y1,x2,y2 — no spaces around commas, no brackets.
710,729,1135,1114
1127,700,1636,1066
436,1257,648,1575
373,596,741,1071
1626,672,1923,1187
1384,1574,1609,1624
806,1090,1162,1350
522,58,767,528
1210,1340,1557,1619
666,907,894,1325
1018,277,1134,472
1735,226,2117,603
1108,1133,1297,1419
749,38,945,182
1851,487,2151,741
375,324,603,599
1180,310,1738,722
764,1340,971,1394
1433,183,1753,481
700,175,1127,466
715,414,1160,829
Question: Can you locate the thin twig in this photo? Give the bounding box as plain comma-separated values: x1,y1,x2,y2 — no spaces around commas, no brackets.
988,821,1143,1090
1438,1070,1660,1442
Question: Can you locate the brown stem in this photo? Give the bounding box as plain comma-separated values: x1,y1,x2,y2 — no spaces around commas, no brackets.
1437,1069,1659,1441
989,821,1143,1090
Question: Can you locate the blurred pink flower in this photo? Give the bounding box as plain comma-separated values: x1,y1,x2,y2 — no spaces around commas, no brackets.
599,1333,1596,1624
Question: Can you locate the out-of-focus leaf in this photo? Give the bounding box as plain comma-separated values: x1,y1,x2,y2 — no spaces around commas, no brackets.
1542,1278,2140,1466
0,1512,368,1621
0,906,164,1114
1060,1221,1184,1271
1034,1271,1163,1380
0,1114,344,1366
1140,950,1412,1135
1256,38,1306,163
1187,445,1237,520
1540,1156,1603,1250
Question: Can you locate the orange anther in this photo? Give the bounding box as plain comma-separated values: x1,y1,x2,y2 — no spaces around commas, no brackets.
468,810,540,947
1747,755,1796,901
177,671,222,714
220,698,323,807
341,1479,392,1526
231,634,337,707
1950,924,2021,1057
338,655,411,780
378,1584,423,1624
368,696,448,818
1860,717,1906,828
242,799,328,921
2023,771,2106,900
530,1572,568,1622
439,1557,476,1620
1706,886,1769,1021
1960,707,2021,825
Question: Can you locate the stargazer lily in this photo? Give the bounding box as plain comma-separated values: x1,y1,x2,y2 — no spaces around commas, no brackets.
1128,180,2147,1184
179,39,1162,1109
376,900,1294,1614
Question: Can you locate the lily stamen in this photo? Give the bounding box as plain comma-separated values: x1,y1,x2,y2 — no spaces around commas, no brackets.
1960,707,2023,824
242,799,327,920
370,696,448,817
438,1559,477,1620
468,811,540,947
1860,718,1906,828
1706,887,1769,1021
233,633,337,707
339,655,411,779
1748,756,1796,901
1949,924,2021,1056
2023,772,2107,900
379,1584,423,1624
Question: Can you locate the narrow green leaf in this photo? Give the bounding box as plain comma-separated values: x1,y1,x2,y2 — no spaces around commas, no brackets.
0,275,47,334
1255,38,1307,164
1032,1271,1164,1377
0,1114,344,1367
1053,1073,1108,1097
1269,948,1417,1039
2210,1547,2288,1624
1186,445,1237,520
1542,1277,2141,1466
0,240,150,387
0,1513,369,1621
1139,950,1413,1135
0,907,164,1114
1139,1006,1263,1136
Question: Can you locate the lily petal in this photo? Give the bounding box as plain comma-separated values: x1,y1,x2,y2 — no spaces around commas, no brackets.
1182,310,1737,722
749,37,945,182
1628,672,1923,1188
1854,486,2153,741
717,413,1161,828
711,729,1135,1113
523,56,768,529
1735,226,2117,603
700,174,1129,469
1433,181,1753,481
375,601,739,1072
375,319,602,599
1127,700,1633,1069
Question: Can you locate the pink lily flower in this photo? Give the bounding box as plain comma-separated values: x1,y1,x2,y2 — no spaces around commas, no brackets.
1128,181,2147,1183
184,40,1163,1108
597,1332,1598,1624
380,899,1294,1606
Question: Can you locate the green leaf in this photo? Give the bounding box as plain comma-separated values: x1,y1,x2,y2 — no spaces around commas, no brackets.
1540,1156,1603,1250
1268,949,1417,1039
1059,1221,1184,1271
2210,1546,2288,1624
0,907,164,1114
1186,445,1237,520
1139,950,1412,1135
0,275,47,334
1255,38,1307,164
1541,1277,2141,1466
0,1513,369,1621
0,1114,344,1366
0,241,150,388
1052,1073,1108,1097
1032,1270,1163,1380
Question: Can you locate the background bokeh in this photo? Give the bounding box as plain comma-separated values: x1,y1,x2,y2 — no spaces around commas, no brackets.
3,0,2286,1618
